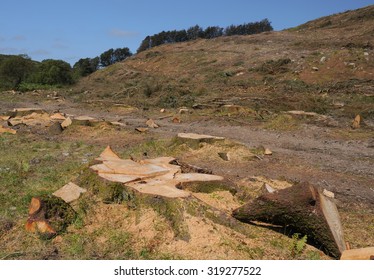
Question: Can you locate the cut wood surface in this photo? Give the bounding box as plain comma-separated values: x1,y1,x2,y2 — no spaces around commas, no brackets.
90,146,224,198
52,182,87,203
232,182,346,258
340,247,374,260
25,195,76,238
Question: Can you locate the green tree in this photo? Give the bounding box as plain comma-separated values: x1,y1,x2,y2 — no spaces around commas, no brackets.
73,57,99,77
0,55,34,89
32,59,73,85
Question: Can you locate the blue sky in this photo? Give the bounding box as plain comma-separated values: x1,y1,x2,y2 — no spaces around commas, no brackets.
0,0,373,65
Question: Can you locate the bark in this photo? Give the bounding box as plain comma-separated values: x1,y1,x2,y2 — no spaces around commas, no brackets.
232,182,345,258
25,195,76,239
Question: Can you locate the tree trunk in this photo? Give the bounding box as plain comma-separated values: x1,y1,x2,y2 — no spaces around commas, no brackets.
25,195,76,239
232,182,346,258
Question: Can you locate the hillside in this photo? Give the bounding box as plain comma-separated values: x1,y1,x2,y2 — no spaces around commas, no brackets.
74,5,374,120
0,6,373,261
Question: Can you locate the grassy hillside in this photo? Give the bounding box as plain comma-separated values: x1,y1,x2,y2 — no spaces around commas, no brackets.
73,5,374,120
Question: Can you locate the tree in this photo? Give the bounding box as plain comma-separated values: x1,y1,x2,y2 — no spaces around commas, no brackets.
100,47,132,67
31,59,73,85
186,25,204,40
100,48,114,67
203,26,223,39
73,57,99,77
0,55,34,89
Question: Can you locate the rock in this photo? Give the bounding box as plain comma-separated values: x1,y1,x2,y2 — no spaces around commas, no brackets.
264,148,272,155
52,182,87,203
312,67,319,71
25,195,76,239
218,152,230,161
351,114,361,129
0,125,16,135
320,56,327,63
364,52,369,56
50,113,66,120
61,117,72,129
146,119,159,128
232,182,346,258
135,127,148,133
340,247,374,260
160,108,166,113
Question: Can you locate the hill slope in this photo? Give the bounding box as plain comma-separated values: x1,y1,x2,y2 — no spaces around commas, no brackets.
74,5,374,119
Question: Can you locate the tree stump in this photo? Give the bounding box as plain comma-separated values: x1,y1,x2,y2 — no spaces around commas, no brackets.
25,195,76,239
232,182,346,258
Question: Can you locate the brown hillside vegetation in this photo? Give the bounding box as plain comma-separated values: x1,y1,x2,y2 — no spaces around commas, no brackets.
74,5,374,119
0,6,373,260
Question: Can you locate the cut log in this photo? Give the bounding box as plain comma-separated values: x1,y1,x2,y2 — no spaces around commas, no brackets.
146,119,159,128
6,108,45,118
50,113,66,120
90,147,224,198
232,182,346,258
177,133,224,148
25,195,76,239
340,247,374,260
61,117,72,129
351,114,361,129
0,125,16,135
72,116,97,126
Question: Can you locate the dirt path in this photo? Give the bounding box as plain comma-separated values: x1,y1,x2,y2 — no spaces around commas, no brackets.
2,98,373,205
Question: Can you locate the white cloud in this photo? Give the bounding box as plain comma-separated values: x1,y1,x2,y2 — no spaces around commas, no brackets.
109,28,138,38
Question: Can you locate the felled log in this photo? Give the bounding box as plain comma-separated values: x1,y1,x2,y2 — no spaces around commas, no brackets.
340,247,374,260
25,195,76,239
232,182,346,258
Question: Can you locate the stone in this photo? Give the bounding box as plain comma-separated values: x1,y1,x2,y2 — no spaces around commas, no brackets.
160,108,166,113
146,119,159,128
61,117,72,129
52,182,87,203
320,56,327,63
312,67,319,71
323,189,335,199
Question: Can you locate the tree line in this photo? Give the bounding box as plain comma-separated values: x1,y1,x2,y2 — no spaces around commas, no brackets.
0,47,132,90
137,19,273,53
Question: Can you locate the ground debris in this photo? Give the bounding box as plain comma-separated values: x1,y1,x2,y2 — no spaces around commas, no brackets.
52,182,87,203
90,146,224,198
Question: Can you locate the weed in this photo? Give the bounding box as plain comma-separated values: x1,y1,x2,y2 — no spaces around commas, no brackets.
289,233,308,258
